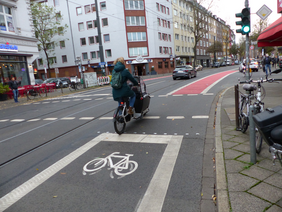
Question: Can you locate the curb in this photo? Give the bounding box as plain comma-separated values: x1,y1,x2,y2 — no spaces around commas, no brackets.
215,86,233,212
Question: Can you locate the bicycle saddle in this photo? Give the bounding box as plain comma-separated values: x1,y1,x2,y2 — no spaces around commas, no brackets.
271,125,282,142
243,84,257,91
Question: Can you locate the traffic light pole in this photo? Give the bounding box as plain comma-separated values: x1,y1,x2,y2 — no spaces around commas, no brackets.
246,33,250,80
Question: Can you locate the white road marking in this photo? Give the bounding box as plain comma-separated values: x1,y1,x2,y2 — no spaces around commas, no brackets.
96,98,103,100
203,93,214,95
73,99,81,101
93,94,111,96
62,100,70,102
192,116,209,119
166,116,185,119
10,119,25,122
106,97,113,99
147,81,165,86
201,72,236,94
172,94,183,97
142,116,160,119
0,119,9,122
61,117,75,120
150,95,154,97
27,119,41,122
83,99,92,100
52,101,60,103
158,95,168,97
79,117,94,120
187,94,198,96
33,103,40,104
43,118,58,121
42,102,50,104
99,117,113,120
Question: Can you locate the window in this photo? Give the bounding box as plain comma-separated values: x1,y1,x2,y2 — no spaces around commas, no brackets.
58,27,63,35
47,42,55,50
62,55,67,63
126,16,145,26
159,46,162,54
169,47,172,54
54,0,59,6
0,5,14,32
165,62,168,68
125,0,144,10
105,49,112,57
168,34,171,41
89,36,95,44
128,47,148,57
156,3,159,11
97,51,100,58
102,18,108,26
176,46,180,52
128,32,146,41
80,38,86,45
181,35,183,41
94,20,98,28
87,21,93,29
158,32,161,40
91,51,96,59
175,34,179,40
182,47,184,52
170,61,174,68
158,62,162,69
60,40,65,48
173,9,177,16
101,2,106,10
78,22,84,31
82,53,88,60
104,34,110,42
174,22,178,28
38,58,43,66
95,36,99,43
157,18,160,26
56,12,61,21
168,21,170,28
85,5,91,14
91,4,96,12
167,7,169,15
76,7,82,15
48,57,57,64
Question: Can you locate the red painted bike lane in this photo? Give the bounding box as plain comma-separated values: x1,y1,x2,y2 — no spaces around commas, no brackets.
172,70,237,95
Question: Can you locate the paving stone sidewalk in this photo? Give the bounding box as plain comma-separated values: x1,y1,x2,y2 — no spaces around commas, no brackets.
218,81,282,212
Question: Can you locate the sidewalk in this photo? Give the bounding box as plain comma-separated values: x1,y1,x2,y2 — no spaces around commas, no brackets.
216,80,282,212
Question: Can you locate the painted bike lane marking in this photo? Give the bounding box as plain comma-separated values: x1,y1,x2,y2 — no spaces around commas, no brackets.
167,70,237,95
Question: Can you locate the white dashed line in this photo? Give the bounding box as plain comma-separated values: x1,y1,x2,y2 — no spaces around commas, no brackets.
142,116,160,119
187,94,198,96
192,116,209,119
62,100,70,102
27,119,41,122
0,119,9,122
172,94,183,97
11,119,25,122
73,99,81,101
61,117,76,120
83,99,92,101
52,101,60,103
43,118,58,121
79,117,94,120
42,102,50,104
96,98,103,100
202,93,214,95
166,116,185,119
158,95,168,97
99,117,113,120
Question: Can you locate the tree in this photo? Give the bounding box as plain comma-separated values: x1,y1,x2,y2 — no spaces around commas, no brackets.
222,27,231,62
31,2,68,78
230,44,238,59
189,0,214,67
206,41,223,54
237,37,246,61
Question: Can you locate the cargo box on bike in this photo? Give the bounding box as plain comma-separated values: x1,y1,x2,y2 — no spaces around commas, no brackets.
253,104,282,146
131,76,150,114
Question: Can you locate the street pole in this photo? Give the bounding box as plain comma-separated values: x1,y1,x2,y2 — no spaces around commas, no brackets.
95,0,105,76
245,0,250,80
214,36,216,63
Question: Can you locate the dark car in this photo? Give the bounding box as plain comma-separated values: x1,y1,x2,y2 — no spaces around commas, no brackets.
34,79,44,85
172,65,197,80
279,60,282,68
220,62,226,66
59,77,71,87
211,62,220,68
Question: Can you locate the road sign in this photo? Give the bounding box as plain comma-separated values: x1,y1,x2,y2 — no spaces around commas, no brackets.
256,4,272,20
250,45,254,50
55,68,59,74
99,62,106,66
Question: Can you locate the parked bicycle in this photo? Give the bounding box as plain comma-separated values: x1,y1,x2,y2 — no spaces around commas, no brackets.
26,85,47,100
82,152,138,178
68,81,82,91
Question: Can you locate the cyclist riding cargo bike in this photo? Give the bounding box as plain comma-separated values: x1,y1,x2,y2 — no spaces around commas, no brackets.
111,57,150,134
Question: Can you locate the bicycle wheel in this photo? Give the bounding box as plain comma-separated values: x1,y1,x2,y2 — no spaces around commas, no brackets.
69,83,75,91
27,90,35,100
113,108,126,135
83,158,107,173
239,96,249,133
76,83,82,90
114,160,138,176
255,128,263,154
38,88,47,97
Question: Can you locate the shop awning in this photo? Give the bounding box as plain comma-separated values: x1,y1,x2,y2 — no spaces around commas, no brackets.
257,16,282,47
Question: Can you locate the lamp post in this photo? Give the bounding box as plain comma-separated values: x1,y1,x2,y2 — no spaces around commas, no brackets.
214,36,216,63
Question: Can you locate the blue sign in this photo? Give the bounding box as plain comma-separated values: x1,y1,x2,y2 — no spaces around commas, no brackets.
21,68,25,72
0,43,18,51
147,59,152,62
99,62,106,66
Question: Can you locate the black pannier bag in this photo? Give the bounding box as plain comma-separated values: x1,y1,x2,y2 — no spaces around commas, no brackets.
253,105,282,146
132,76,150,114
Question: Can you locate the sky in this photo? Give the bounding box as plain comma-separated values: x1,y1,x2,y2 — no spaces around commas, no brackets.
205,0,282,43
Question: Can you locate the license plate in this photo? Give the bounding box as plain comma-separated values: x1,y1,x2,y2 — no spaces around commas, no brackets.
178,71,183,73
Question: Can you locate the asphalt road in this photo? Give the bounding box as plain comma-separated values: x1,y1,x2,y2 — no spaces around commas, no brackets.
0,65,249,212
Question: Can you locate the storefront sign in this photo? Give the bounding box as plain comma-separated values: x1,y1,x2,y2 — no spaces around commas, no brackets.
0,42,18,52
136,55,144,62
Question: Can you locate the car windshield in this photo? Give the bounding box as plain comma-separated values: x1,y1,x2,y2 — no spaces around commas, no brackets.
43,78,55,83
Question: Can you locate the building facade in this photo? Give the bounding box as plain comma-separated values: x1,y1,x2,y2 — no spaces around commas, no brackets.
35,0,175,79
0,0,39,86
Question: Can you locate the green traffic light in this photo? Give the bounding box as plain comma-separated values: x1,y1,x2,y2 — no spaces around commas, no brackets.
243,25,250,33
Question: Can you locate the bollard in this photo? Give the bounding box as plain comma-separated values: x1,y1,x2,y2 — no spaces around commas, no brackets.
249,105,256,164
235,84,240,131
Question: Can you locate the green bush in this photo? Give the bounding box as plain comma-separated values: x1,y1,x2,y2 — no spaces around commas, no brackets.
0,83,10,94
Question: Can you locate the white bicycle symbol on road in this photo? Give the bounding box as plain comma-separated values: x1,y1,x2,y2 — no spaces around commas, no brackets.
82,152,138,179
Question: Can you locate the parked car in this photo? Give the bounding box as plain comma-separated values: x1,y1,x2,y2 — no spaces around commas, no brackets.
226,61,231,66
234,60,239,65
211,62,220,68
34,79,44,85
59,77,71,87
172,65,197,80
195,65,203,71
279,60,282,68
250,61,259,72
239,63,246,72
220,62,226,67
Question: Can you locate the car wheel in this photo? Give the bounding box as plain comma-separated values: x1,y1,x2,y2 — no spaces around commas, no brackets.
194,72,197,77
188,73,191,79
173,77,176,80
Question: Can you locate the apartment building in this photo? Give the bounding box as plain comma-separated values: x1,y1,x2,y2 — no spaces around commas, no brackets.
34,0,175,79
0,0,39,86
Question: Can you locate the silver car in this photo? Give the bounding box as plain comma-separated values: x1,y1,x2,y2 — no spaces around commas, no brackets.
173,65,197,80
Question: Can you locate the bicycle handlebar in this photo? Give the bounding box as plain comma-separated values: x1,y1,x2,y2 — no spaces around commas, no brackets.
239,78,282,84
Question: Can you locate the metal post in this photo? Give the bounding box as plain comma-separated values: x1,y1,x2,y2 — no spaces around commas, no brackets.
235,84,240,130
214,36,216,63
249,105,256,164
95,0,105,75
245,0,250,80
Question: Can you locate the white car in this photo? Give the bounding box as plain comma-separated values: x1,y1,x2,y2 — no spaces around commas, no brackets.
239,63,245,72
250,61,259,72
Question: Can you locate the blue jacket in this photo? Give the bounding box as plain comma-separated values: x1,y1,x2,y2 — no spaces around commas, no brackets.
112,62,138,101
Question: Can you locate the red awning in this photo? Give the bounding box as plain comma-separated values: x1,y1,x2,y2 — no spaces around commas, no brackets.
257,16,282,47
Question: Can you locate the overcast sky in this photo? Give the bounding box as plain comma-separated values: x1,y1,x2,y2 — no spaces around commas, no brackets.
205,0,282,43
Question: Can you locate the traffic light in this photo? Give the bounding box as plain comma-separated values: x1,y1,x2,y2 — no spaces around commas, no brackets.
235,7,251,35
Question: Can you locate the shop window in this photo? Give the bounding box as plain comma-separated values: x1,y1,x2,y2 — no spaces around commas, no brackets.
170,61,174,68
165,62,168,68
62,55,67,63
158,62,163,69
